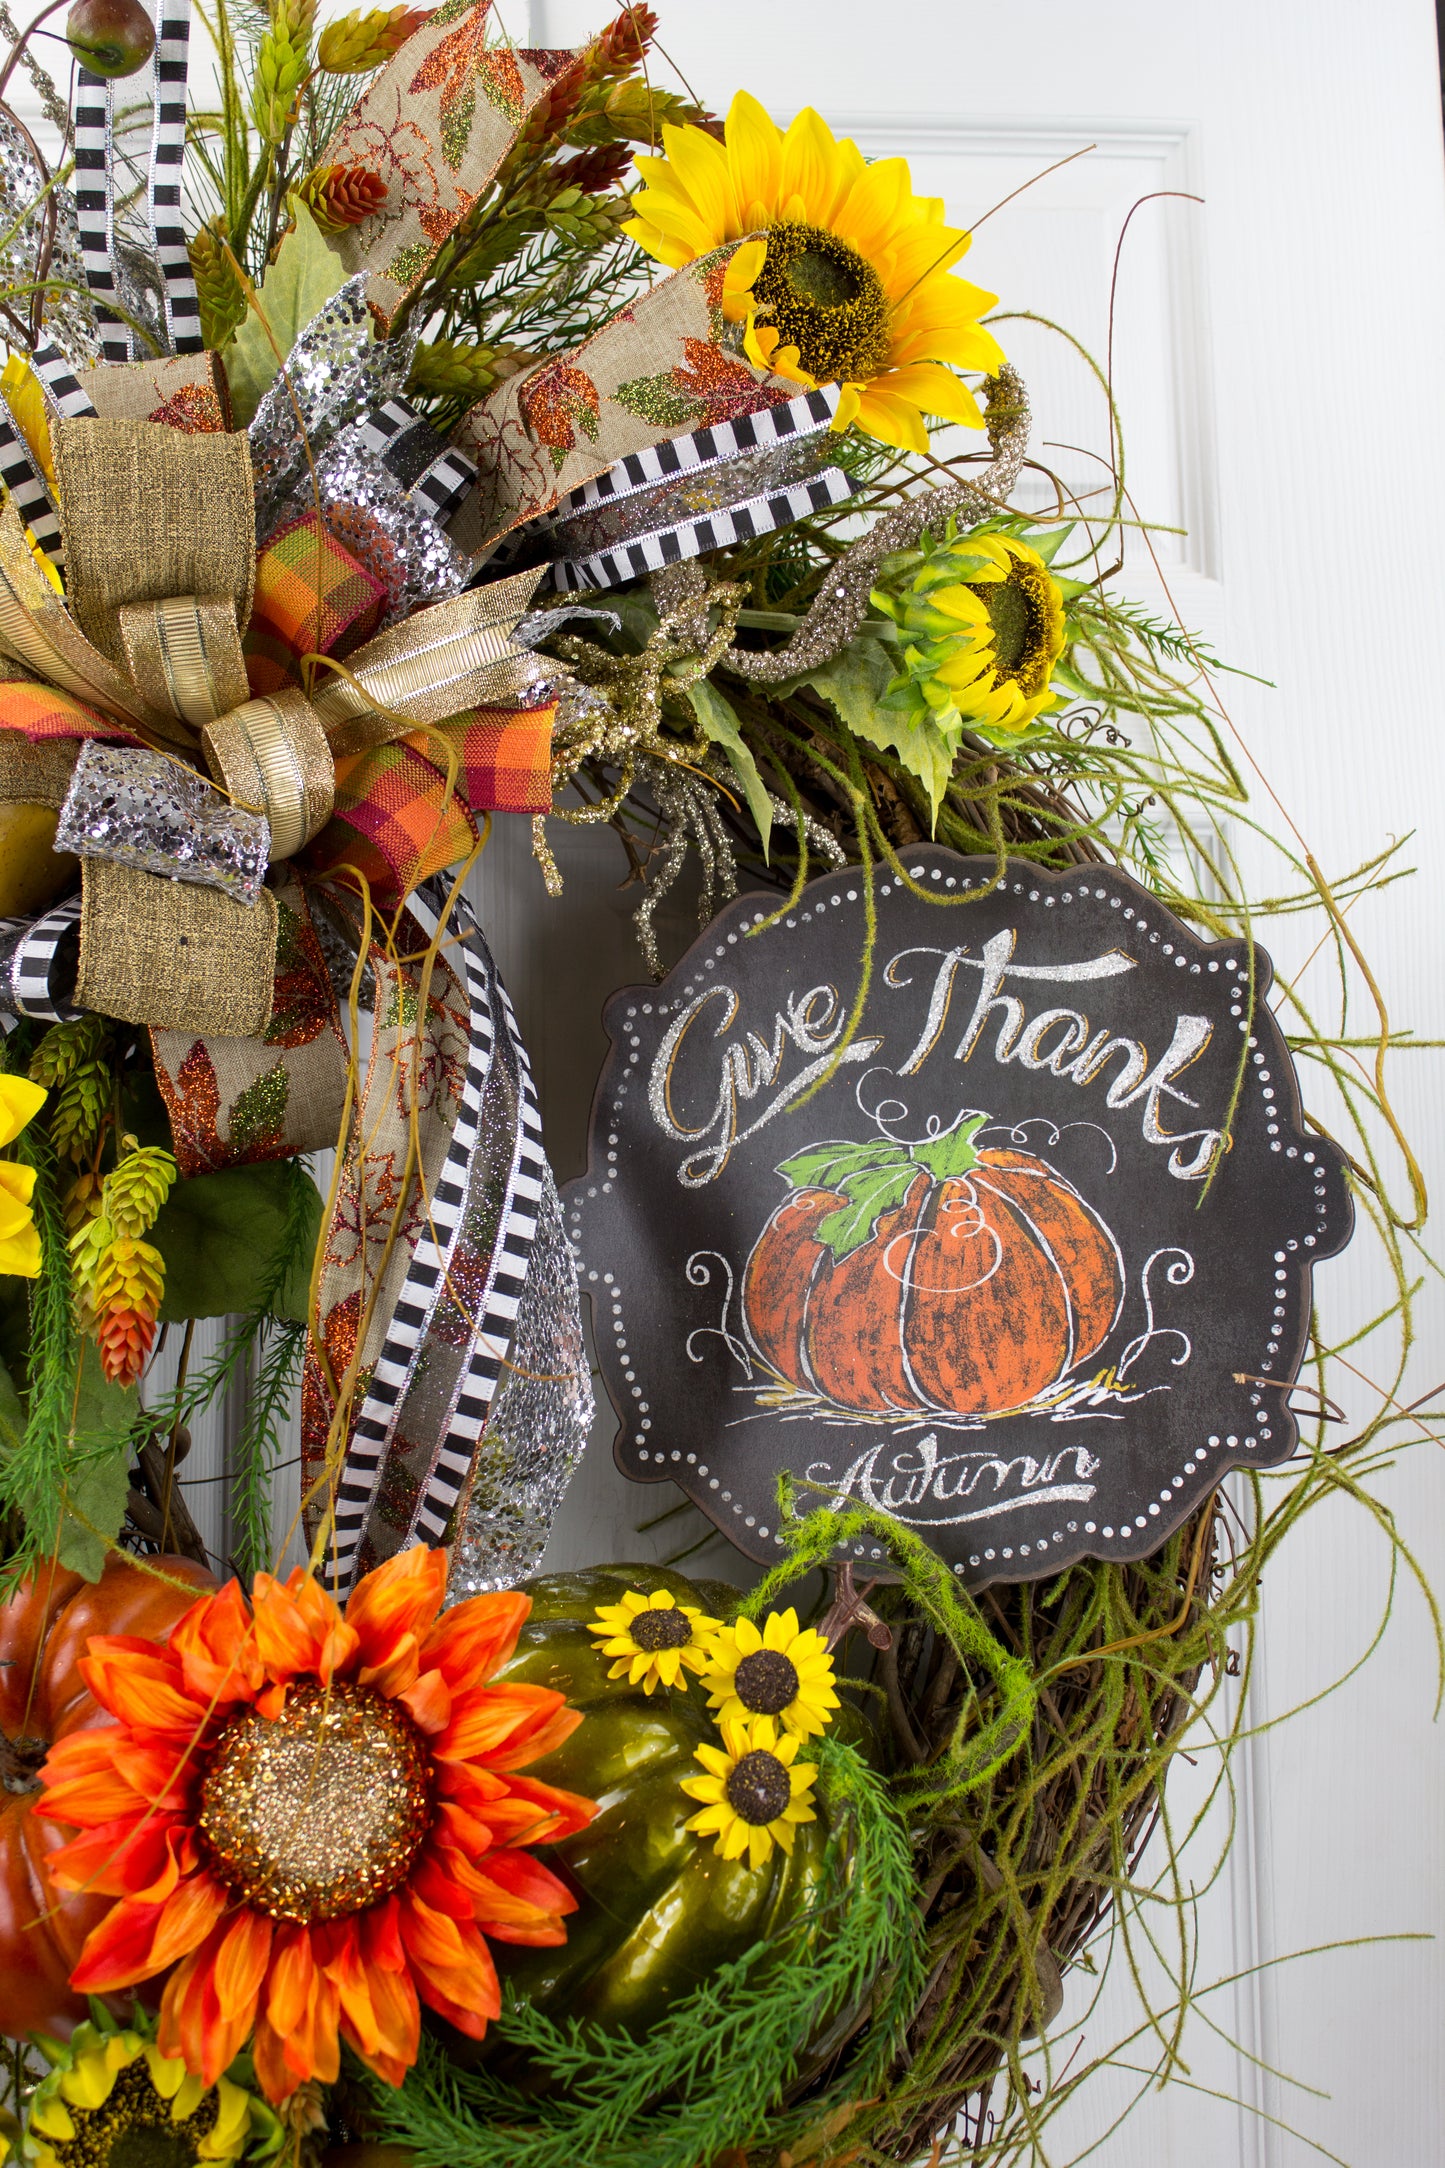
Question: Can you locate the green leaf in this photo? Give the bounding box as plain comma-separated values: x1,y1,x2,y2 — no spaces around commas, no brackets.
57,1344,137,1580
152,1162,322,1323
224,203,349,426
776,1137,907,1194
815,1164,923,1260
791,636,955,832
686,679,773,862
912,1114,988,1182
1022,522,1074,566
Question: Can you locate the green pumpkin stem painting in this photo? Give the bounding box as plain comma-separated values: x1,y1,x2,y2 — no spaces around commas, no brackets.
742,1113,1126,1422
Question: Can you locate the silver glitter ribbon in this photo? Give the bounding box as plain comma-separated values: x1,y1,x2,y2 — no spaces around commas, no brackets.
450,1163,594,1597
0,111,97,364
249,275,419,535
55,739,270,904
286,438,470,630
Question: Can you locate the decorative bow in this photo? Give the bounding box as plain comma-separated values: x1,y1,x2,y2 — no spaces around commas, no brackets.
0,418,551,913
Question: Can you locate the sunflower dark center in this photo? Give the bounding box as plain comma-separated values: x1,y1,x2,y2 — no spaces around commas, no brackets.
48,2059,217,2168
972,562,1051,689
198,1680,433,1925
752,221,891,386
732,1649,800,1716
630,1605,693,1652
724,1747,792,1826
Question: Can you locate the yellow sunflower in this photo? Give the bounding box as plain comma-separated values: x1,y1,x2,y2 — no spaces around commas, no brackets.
699,1608,840,1741
873,525,1068,740
681,1714,818,1869
588,1586,722,1693
23,2019,279,2167
624,90,1004,453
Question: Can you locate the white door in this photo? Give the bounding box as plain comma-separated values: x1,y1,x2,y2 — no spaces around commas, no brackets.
485,3,1445,2161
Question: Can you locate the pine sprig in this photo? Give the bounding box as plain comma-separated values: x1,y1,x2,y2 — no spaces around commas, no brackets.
0,1116,77,1563
228,1315,304,1579
356,1736,924,2168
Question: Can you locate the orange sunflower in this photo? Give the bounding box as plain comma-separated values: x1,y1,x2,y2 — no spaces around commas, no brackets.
34,1549,594,2105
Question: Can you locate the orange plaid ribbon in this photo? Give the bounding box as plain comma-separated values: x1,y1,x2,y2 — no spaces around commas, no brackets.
304,706,557,904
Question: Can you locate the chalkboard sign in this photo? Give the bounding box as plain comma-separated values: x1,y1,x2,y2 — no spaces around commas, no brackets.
564,850,1353,1586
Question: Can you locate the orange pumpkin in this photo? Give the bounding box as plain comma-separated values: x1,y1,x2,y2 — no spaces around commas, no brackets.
743,1122,1124,1418
0,1550,215,2038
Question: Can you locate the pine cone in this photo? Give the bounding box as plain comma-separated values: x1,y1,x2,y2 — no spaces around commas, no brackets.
104,1147,178,1239
317,3,429,72
50,1060,110,1166
96,1307,155,1387
253,0,317,143
188,221,249,350
295,164,388,234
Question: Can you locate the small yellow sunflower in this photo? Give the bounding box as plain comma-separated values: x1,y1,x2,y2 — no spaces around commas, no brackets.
588,1586,722,1693
624,90,1004,453
681,1714,819,1870
699,1608,840,1741
23,2020,279,2168
873,525,1068,741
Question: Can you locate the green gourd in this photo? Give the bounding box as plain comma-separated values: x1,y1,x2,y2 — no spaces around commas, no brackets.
488,1563,849,2040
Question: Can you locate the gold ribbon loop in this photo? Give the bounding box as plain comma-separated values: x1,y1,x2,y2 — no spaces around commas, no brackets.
119,594,252,727
51,419,255,666
313,567,544,753
203,689,334,860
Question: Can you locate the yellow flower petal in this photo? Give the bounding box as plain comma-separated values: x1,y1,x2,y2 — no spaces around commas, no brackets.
724,91,783,222
0,1074,44,1149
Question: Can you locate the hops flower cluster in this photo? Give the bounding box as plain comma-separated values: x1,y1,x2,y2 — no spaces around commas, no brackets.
252,0,316,143
588,1589,841,1868
316,3,430,73
68,1142,177,1384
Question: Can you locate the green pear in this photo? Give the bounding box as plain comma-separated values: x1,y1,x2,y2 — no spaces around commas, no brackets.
65,0,156,78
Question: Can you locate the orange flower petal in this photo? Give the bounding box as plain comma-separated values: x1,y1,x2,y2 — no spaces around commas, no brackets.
76,1642,206,1734
419,1588,530,1689
434,1684,578,1767
263,1921,316,2037
397,1665,451,1734
171,1581,267,1707
488,1772,598,1846
47,1814,192,1901
357,1631,421,1699
346,1547,449,1677
158,1931,222,2075
251,1572,338,1681
213,1906,273,2021
250,2015,297,2105
70,1869,228,1990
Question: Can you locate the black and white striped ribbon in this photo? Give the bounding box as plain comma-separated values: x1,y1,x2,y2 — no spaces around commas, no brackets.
353,396,478,527
549,464,859,595
149,6,201,351
330,884,545,1590
554,382,843,519
0,895,82,1022
0,409,63,569
73,67,126,362
30,344,98,420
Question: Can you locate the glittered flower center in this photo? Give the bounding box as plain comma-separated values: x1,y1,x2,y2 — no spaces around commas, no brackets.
48,2060,217,2168
724,1747,792,1826
732,1649,800,1716
973,560,1053,693
629,1605,694,1653
198,1681,433,1924
752,222,891,386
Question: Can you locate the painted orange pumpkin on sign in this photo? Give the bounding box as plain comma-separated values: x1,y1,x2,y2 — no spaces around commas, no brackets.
743,1117,1124,1419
